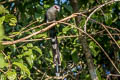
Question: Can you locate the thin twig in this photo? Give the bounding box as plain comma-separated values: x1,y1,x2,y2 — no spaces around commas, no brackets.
33,66,73,80
84,0,120,48
0,0,15,4
101,24,120,48
15,33,120,43
1,50,11,70
9,21,55,38
9,21,39,38
96,0,105,16
2,13,79,45
106,74,120,80
41,72,46,80
84,0,115,31
1,2,120,46
0,69,5,74
59,22,120,74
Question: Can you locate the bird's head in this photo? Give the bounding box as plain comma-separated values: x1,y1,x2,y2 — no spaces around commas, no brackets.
53,5,60,12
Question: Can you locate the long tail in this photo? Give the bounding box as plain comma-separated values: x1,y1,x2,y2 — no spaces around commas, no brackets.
50,27,61,76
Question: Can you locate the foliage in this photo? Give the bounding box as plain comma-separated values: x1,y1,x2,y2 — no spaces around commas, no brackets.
0,0,120,80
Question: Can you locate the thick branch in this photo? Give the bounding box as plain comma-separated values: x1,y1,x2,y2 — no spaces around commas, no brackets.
70,0,98,80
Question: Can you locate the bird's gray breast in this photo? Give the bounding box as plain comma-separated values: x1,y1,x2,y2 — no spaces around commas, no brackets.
46,10,56,22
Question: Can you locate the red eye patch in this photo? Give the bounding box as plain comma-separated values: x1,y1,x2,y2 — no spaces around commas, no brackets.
54,5,59,9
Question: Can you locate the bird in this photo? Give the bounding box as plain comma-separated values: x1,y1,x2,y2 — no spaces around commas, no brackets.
45,5,61,76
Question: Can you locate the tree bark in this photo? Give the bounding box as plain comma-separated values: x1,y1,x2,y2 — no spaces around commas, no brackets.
70,0,98,80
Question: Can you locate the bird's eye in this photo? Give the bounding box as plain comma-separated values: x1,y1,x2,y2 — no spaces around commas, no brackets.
54,5,59,9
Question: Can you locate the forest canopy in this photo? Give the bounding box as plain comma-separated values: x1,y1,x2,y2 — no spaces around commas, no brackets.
0,0,120,80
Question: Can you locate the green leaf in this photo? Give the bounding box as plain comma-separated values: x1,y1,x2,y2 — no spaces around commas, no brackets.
5,14,17,27
80,18,86,28
27,43,33,48
6,70,16,80
89,41,100,57
3,36,13,41
104,13,112,25
0,16,5,40
0,24,4,40
0,16,5,25
62,27,71,34
26,54,34,67
0,16,5,41
13,62,30,77
0,53,8,68
44,5,50,8
71,49,79,63
0,74,7,80
9,18,17,27
34,12,43,21
45,57,53,63
96,69,102,80
10,32,20,35
0,5,9,14
117,40,120,45
17,49,32,58
34,33,47,38
85,74,90,79
23,46,28,51
32,46,42,56
63,5,73,13
5,14,15,22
